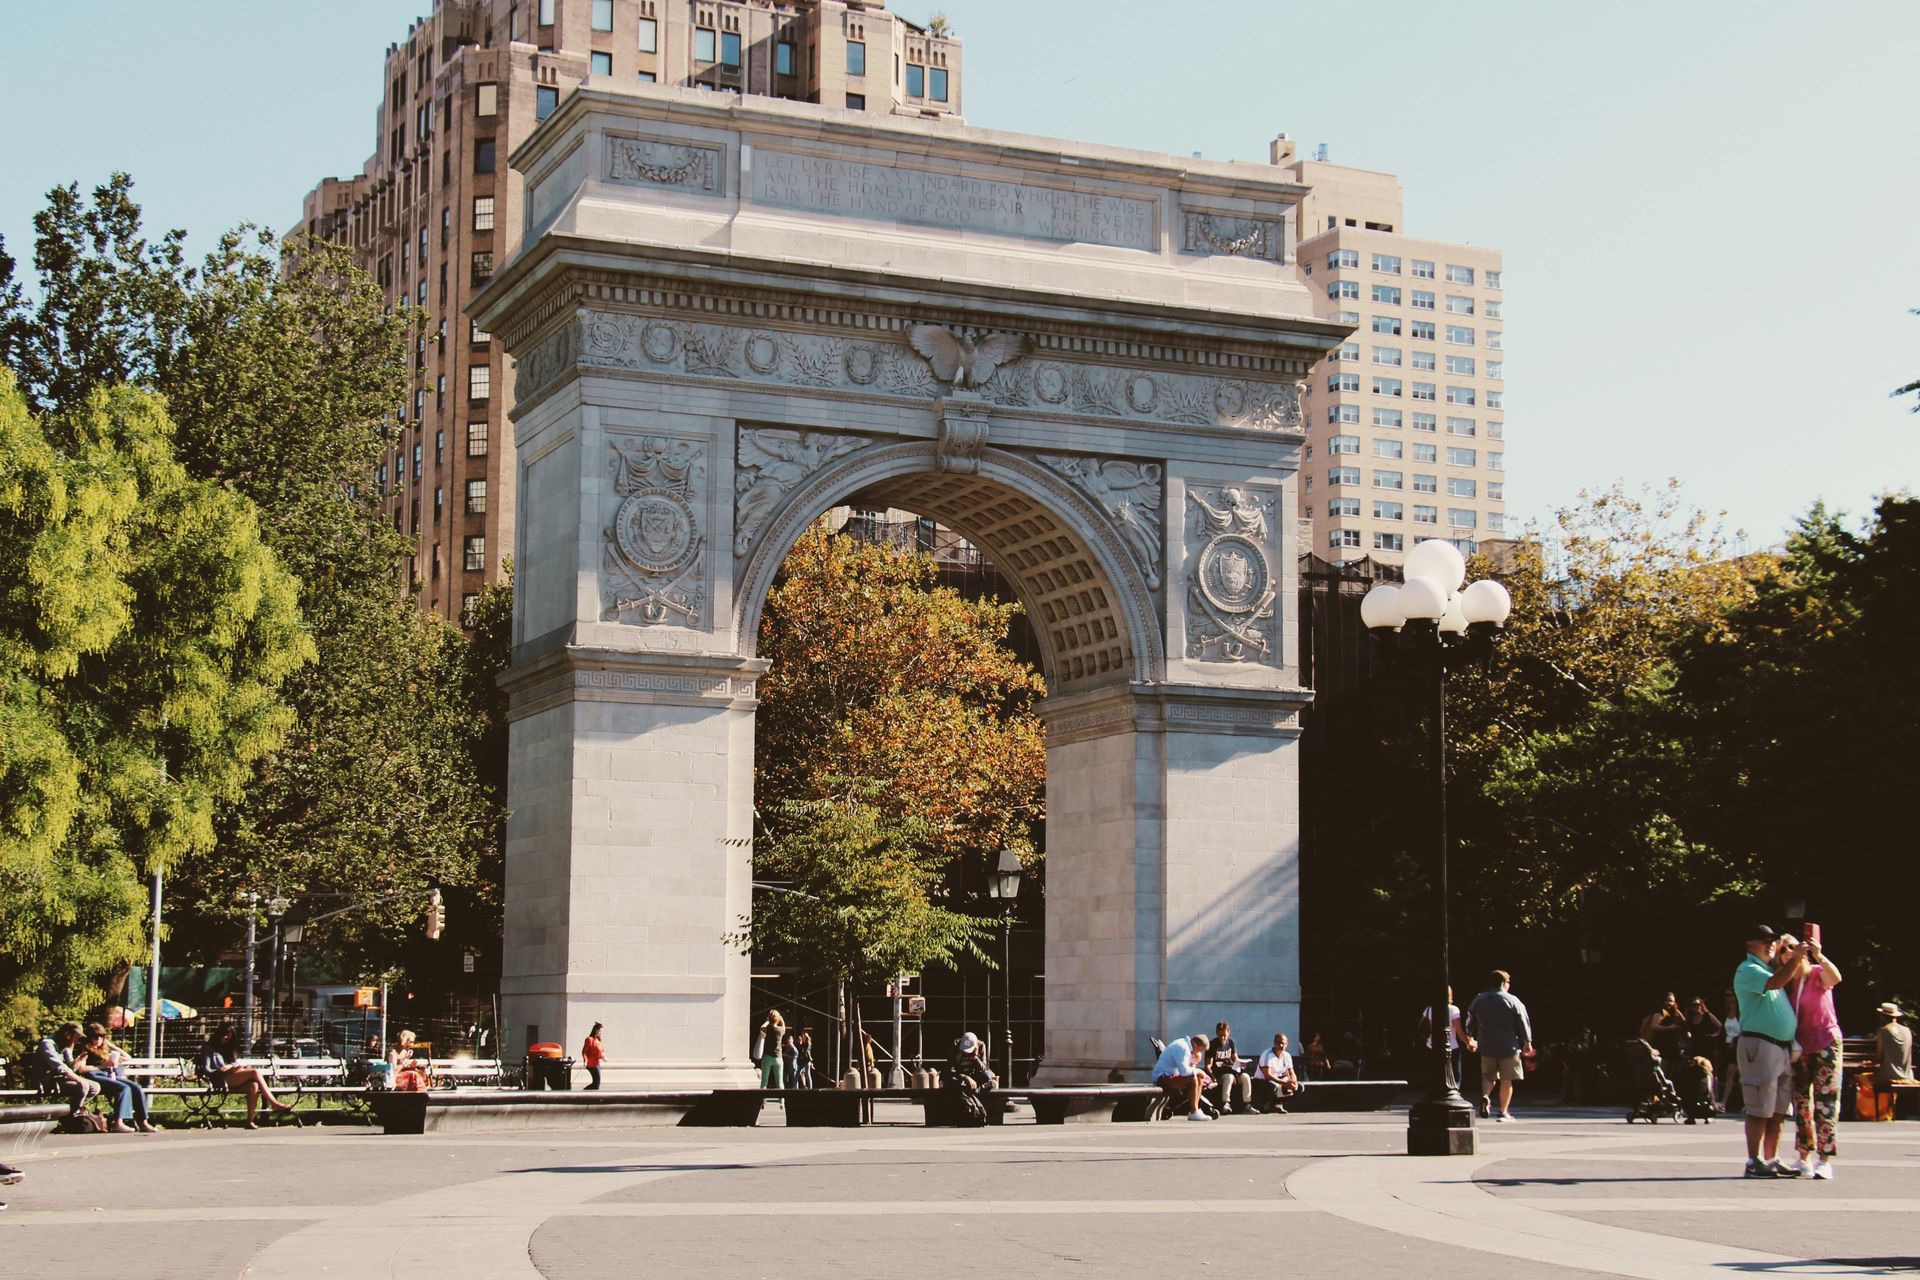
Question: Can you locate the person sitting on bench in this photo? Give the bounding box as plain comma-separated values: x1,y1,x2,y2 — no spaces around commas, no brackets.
1206,1022,1252,1115
197,1021,294,1129
951,1032,997,1096
1253,1033,1303,1114
1154,1034,1214,1122
31,1024,101,1113
76,1022,156,1133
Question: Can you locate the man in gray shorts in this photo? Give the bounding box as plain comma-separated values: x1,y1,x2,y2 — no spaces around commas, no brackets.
1732,924,1810,1178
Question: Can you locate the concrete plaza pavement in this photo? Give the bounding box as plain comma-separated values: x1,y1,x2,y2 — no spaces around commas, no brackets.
4,1105,1916,1277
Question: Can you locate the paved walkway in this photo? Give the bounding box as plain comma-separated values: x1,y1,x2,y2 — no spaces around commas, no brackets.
5,1106,1915,1277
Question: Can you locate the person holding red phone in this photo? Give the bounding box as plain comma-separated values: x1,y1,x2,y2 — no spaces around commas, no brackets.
1784,925,1843,1179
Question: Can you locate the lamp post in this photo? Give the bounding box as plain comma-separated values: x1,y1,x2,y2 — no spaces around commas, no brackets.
1360,539,1511,1157
242,892,260,1048
265,896,291,1053
986,847,1025,1087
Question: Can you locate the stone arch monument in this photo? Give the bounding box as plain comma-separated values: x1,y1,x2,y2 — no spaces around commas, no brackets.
472,86,1344,1086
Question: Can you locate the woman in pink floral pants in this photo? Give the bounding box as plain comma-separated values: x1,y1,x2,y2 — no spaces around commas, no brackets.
1785,931,1843,1178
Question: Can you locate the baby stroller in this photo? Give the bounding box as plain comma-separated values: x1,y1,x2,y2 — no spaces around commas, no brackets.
1623,1039,1708,1123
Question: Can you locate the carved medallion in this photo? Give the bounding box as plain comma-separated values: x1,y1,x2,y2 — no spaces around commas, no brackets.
844,344,881,385
614,488,699,577
744,332,781,374
1126,373,1157,414
1034,362,1069,404
640,321,681,363
1197,533,1268,614
1185,486,1277,664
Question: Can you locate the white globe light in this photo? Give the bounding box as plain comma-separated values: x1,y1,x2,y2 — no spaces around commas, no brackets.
1398,575,1448,621
1359,583,1405,630
1405,539,1467,593
1439,594,1468,635
1460,578,1512,626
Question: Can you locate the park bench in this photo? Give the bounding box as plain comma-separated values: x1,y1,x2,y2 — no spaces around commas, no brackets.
426,1057,504,1088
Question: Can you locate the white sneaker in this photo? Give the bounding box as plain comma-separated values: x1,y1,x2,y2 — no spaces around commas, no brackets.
1188,1110,1213,1122
1812,1160,1834,1180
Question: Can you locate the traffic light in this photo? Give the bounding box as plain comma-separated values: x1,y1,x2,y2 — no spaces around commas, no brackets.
425,887,446,940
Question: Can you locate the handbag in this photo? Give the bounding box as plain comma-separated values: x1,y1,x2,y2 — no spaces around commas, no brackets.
751,1032,765,1061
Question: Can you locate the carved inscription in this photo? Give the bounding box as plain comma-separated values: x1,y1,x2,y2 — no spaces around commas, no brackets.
748,151,1156,250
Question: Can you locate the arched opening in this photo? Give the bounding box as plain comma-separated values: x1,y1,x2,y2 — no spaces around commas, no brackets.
736,445,1162,1085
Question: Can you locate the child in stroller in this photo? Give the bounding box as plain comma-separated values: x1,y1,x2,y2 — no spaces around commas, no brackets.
1623,1038,1714,1124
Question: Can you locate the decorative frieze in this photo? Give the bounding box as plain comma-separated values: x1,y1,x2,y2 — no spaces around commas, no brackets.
608,137,722,193
563,308,1304,435
603,435,708,626
574,670,736,696
1182,211,1286,262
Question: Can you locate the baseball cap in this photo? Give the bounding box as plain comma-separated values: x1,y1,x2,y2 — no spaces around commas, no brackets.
1745,924,1776,942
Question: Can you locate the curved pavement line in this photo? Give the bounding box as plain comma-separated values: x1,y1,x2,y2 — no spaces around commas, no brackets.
1282,1136,1889,1280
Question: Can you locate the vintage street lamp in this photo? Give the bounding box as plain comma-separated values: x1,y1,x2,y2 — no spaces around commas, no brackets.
987,847,1025,1087
1361,539,1511,1156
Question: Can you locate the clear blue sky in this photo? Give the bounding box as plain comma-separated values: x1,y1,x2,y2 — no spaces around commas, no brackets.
4,1,1915,545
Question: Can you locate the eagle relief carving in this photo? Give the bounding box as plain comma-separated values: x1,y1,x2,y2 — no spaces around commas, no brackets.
906,325,1030,390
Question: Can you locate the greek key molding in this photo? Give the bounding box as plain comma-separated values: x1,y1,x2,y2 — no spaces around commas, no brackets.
573,670,736,696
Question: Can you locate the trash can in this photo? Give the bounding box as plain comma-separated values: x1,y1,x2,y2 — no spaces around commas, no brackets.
525,1054,575,1091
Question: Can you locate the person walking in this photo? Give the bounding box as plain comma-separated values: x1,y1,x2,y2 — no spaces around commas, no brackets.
1782,931,1843,1178
581,1023,607,1091
1732,925,1809,1178
1416,988,1476,1090
754,1009,787,1089
1716,989,1743,1113
1467,970,1534,1121
790,1026,815,1089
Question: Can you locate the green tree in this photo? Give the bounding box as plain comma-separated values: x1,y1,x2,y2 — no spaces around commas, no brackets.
0,374,310,1016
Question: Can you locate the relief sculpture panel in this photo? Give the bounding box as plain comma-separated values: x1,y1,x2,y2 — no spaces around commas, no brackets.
602,435,707,626
1183,485,1279,664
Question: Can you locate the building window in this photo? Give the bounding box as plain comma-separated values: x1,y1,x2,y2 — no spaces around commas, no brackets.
1327,280,1359,301
1446,355,1476,376
1371,253,1402,274
1304,476,1313,493
434,485,444,521
1488,481,1505,500
930,67,949,101
1372,377,1402,397
638,17,659,52
1374,531,1405,552
471,251,494,285
1413,474,1438,494
1411,352,1437,372
470,318,490,345
907,64,924,97
1487,512,1506,533
1486,390,1503,409
1446,295,1476,316
1486,422,1504,440
1486,270,1502,290
1448,508,1478,529
467,421,489,457
1372,346,1402,366
591,0,613,31
776,40,794,74
1329,497,1361,517
1485,300,1503,319
847,40,866,75
1447,417,1477,436
536,85,559,119
1446,386,1476,406
1333,341,1360,362
1412,415,1437,434
721,31,742,67
1373,408,1403,428
1446,327,1476,348
1328,466,1361,487
1372,438,1404,459
1327,249,1359,269
414,388,425,417
1413,442,1438,463
538,0,555,24
469,364,491,400
1329,529,1363,549
1373,470,1404,490
1413,504,1438,524
1446,265,1475,285
473,196,495,232
1447,447,1478,467
1487,331,1503,351
846,93,865,109
1371,284,1401,305
1373,501,1404,521
1410,290,1435,310
436,373,446,400
464,535,486,572
413,443,423,478
1328,373,1360,393
1489,452,1505,471
465,478,488,514
1448,477,1479,498
1410,320,1436,342
592,50,613,75
462,593,480,625
416,280,427,306
1411,259,1436,279
1331,309,1360,325
475,139,496,173
1371,316,1401,336
694,27,717,61
477,83,498,116
1328,404,1360,424
1329,434,1360,455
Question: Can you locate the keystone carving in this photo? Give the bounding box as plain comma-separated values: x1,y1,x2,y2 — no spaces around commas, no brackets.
936,397,991,475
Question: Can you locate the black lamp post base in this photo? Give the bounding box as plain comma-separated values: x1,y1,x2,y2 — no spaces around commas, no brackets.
1407,1097,1478,1156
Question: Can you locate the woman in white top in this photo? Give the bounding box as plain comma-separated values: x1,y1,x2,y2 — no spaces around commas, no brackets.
1718,988,1742,1113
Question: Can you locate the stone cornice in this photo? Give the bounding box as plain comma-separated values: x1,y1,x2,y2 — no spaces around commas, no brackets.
502,645,770,721
1041,681,1313,744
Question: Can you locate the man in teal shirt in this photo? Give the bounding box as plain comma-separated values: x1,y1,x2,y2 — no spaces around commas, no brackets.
1733,924,1809,1178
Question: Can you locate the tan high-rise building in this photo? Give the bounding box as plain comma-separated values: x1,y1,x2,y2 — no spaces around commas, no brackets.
1271,139,1506,564
298,0,963,623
